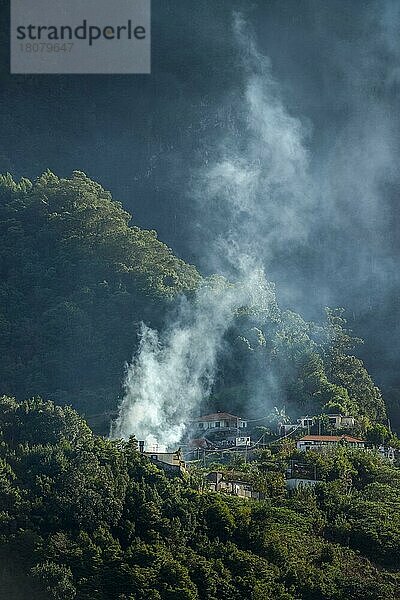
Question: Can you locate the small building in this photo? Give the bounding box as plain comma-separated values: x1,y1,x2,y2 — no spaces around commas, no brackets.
140,443,186,474
378,445,396,462
297,434,365,452
277,417,314,436
298,416,315,429
325,414,356,429
191,412,248,432
297,414,355,430
286,478,319,491
205,471,262,500
235,436,251,446
203,435,251,449
277,414,356,437
191,412,248,431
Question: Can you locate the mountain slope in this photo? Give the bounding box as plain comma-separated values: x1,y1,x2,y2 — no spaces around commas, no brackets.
0,171,200,416
0,171,391,429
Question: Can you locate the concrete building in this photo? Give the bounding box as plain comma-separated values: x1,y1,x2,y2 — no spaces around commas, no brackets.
191,412,248,431
378,445,396,462
205,471,262,500
297,434,365,452
277,414,356,437
298,416,315,429
325,414,356,428
139,442,186,474
286,478,319,491
235,436,251,446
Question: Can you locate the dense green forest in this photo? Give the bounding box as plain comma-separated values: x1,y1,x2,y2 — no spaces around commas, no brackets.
0,171,200,418
1,396,399,600
0,171,394,431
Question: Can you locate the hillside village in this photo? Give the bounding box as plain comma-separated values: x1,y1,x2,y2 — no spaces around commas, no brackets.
138,408,399,499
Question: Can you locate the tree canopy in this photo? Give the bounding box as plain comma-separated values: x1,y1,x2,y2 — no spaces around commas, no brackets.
0,171,200,418
0,396,399,600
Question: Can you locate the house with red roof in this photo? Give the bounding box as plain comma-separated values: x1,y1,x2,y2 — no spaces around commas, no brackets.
297,434,365,452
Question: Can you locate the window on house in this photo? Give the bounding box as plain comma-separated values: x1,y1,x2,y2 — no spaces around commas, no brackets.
215,422,220,427
198,422,204,429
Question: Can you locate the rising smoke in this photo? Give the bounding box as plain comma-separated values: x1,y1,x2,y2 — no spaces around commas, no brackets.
111,270,273,446
111,14,316,447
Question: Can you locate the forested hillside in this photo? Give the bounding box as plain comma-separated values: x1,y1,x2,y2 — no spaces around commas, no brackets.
0,173,399,599
1,396,399,600
217,307,388,426
0,171,394,429
0,171,200,416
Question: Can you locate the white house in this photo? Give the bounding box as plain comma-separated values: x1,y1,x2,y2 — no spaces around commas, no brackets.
278,414,356,437
235,436,251,446
297,414,356,429
298,416,315,429
191,412,248,432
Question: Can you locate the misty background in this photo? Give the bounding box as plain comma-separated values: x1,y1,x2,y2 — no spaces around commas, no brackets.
1,0,400,408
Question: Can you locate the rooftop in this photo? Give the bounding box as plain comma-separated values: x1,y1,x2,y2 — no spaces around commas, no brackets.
144,449,182,456
299,435,364,443
191,412,245,422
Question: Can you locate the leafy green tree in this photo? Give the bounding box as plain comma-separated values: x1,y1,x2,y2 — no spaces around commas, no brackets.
321,308,386,420
31,561,76,600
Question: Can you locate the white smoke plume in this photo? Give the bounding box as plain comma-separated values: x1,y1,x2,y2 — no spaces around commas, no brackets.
111,270,273,445
111,14,314,447
194,13,315,277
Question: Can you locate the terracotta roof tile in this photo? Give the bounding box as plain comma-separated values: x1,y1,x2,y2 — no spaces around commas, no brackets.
299,435,364,443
